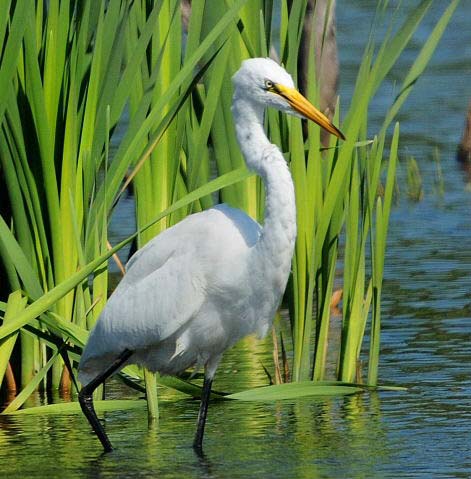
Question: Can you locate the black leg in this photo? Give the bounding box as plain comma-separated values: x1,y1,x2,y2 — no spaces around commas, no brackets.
79,349,133,452
58,341,80,393
193,375,213,453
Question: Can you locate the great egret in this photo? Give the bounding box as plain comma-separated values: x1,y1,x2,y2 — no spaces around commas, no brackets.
78,57,345,453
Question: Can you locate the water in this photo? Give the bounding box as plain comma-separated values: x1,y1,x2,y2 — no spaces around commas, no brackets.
2,2,471,477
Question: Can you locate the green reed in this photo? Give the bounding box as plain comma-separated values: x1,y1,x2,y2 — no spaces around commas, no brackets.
0,0,250,409
0,0,459,413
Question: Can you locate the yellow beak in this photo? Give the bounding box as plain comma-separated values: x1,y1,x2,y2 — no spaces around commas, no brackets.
273,84,345,141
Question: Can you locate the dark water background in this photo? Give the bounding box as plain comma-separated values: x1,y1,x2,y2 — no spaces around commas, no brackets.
2,1,471,478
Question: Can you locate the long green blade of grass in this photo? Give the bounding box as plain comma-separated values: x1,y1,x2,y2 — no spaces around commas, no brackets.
227,381,364,401
0,292,27,386
0,1,28,121
2,347,60,413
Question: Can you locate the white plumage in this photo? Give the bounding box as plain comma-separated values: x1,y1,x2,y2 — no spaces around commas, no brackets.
79,204,275,383
78,58,344,452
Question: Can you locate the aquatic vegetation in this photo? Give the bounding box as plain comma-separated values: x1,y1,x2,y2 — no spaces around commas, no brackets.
406,157,424,201
0,0,459,415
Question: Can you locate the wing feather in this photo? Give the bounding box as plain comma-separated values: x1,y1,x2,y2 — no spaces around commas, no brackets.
79,204,260,382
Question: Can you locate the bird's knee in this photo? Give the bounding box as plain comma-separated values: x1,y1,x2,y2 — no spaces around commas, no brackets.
78,388,93,407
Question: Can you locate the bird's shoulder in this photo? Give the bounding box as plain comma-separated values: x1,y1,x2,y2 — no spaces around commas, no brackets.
210,203,261,245
168,203,261,241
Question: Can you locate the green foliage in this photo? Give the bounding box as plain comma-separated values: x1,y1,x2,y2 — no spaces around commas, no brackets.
0,0,251,407
227,381,364,401
0,0,458,414
4,399,147,415
226,380,405,401
406,156,424,202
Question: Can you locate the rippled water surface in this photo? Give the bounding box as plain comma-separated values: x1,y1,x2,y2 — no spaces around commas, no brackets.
2,2,471,478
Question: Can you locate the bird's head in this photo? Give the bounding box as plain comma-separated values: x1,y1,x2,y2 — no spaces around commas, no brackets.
232,58,345,140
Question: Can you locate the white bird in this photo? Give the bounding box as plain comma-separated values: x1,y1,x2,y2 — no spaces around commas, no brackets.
78,57,345,453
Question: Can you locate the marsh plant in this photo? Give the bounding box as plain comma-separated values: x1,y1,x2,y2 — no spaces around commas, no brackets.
0,0,458,413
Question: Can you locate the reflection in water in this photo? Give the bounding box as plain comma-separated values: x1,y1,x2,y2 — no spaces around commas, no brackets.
0,371,469,478
195,450,215,478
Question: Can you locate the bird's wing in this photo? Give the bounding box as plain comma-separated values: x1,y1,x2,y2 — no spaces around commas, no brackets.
78,241,205,383
82,205,261,362
106,250,204,342
124,228,176,282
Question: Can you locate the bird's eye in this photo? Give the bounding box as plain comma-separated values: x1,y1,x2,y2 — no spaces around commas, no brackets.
264,79,274,90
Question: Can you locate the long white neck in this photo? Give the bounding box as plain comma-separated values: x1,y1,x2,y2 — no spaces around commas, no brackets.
232,92,297,293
